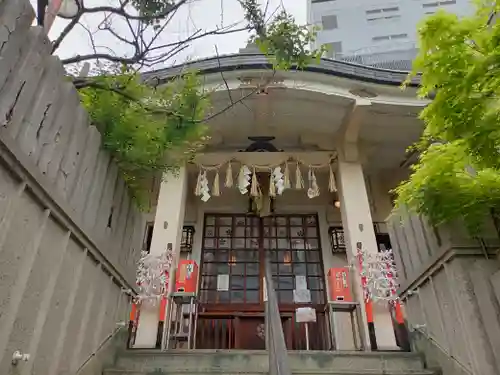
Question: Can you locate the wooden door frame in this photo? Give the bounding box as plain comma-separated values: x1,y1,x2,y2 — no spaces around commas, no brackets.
198,213,328,312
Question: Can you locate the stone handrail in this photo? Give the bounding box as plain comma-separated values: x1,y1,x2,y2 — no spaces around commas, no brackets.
264,253,291,375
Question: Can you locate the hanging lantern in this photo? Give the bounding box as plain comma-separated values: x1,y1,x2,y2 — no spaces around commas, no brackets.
328,227,346,254
180,226,195,253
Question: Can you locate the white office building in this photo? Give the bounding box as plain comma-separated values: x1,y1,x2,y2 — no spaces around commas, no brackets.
307,0,474,69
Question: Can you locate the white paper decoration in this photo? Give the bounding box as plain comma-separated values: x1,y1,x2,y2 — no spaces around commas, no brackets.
356,247,400,304
238,165,252,194
135,249,173,306
272,166,285,195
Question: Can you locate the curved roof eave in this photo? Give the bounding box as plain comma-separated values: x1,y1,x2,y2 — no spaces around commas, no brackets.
141,53,421,88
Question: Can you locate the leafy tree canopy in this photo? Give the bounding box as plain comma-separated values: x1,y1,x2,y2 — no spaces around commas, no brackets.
53,0,326,209
395,0,500,232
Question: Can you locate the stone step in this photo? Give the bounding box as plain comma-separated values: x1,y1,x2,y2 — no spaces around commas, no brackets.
104,370,436,375
110,350,429,374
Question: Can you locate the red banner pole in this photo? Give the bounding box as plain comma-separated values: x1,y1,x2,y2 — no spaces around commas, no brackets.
356,242,377,350
385,252,404,324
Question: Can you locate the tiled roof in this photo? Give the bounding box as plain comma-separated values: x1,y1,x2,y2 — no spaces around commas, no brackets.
141,53,421,87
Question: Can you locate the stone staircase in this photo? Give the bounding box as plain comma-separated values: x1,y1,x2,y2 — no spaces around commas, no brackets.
103,350,438,375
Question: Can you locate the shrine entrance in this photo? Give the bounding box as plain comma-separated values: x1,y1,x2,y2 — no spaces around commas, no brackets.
197,213,329,350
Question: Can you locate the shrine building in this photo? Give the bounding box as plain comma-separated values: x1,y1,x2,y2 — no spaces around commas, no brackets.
130,45,427,352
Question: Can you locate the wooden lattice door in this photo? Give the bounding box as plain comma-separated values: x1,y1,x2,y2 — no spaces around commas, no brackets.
198,214,328,350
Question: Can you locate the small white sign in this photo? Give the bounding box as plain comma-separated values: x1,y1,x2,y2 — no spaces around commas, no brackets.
295,275,308,290
217,274,229,291
293,289,311,303
296,307,316,323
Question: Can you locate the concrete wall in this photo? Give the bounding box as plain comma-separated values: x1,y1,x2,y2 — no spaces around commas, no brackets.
0,1,145,374
388,207,500,375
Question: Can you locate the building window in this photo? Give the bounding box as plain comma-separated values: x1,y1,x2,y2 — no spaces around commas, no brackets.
321,15,338,30
391,33,408,39
372,35,390,42
372,33,408,42
367,14,401,22
422,0,456,7
366,6,399,15
366,6,400,22
325,41,342,58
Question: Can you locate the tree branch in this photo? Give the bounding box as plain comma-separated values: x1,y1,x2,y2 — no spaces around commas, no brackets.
72,73,263,125
83,0,189,22
60,23,248,66
51,12,83,53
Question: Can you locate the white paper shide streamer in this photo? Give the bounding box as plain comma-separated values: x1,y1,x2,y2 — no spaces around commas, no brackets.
238,165,252,194
272,166,285,195
307,168,320,199
193,156,335,201
199,170,210,202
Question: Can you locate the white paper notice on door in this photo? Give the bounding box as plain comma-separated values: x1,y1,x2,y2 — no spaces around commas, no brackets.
295,275,308,290
217,274,229,291
296,307,317,323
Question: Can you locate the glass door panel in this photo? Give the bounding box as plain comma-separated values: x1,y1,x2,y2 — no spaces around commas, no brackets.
263,215,325,305
200,214,326,306
200,215,261,305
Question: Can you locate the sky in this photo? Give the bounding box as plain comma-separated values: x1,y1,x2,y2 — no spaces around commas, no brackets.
31,0,307,71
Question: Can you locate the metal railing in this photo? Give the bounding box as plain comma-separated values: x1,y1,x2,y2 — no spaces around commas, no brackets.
327,44,418,71
264,253,292,375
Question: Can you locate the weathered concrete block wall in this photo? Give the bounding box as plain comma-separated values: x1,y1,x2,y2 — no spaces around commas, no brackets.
388,208,500,375
0,1,145,374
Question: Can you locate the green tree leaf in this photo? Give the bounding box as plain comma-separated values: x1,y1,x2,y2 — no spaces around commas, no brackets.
396,0,500,233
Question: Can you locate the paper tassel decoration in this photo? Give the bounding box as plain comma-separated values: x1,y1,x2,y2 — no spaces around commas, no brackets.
250,168,259,197
225,162,233,188
212,170,220,196
307,168,320,198
283,163,291,189
329,165,337,192
295,163,304,189
269,172,276,197
312,171,319,196
194,169,202,196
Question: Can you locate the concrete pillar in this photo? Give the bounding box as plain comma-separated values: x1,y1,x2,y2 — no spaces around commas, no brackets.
133,167,188,348
337,159,397,350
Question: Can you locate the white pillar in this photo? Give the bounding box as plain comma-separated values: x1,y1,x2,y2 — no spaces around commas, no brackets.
337,159,397,350
133,167,188,348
